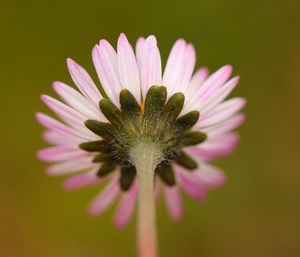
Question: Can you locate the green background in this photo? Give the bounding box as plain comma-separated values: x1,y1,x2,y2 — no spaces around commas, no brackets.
1,0,300,256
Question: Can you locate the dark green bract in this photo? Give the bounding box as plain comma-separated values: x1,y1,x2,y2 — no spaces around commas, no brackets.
80,86,207,191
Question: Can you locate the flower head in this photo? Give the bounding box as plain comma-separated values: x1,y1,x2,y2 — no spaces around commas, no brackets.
37,33,245,228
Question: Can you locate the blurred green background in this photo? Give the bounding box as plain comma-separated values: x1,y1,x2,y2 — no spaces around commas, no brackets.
1,0,300,256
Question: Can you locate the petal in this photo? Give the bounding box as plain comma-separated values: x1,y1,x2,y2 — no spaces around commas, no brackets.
41,95,95,137
114,181,137,229
182,67,209,114
202,113,245,137
197,97,246,128
117,33,141,102
163,186,183,221
53,81,101,120
186,132,240,161
63,167,107,190
193,163,226,188
163,40,196,96
88,174,120,216
175,166,207,201
67,58,102,106
37,145,87,162
92,41,122,105
135,37,146,71
46,157,96,176
140,35,162,99
196,65,233,102
36,113,95,141
186,65,232,113
189,67,209,91
200,76,240,114
42,130,81,145
163,39,187,93
176,43,196,93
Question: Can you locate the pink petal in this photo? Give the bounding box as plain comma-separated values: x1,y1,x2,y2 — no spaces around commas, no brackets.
117,33,141,102
40,95,95,137
140,35,162,99
187,132,240,161
189,67,209,90
186,65,232,113
63,167,107,190
182,67,209,114
42,131,81,145
201,76,240,114
202,113,245,137
92,41,122,105
36,113,93,141
46,157,96,176
88,174,120,216
198,97,246,128
193,163,226,188
176,43,196,93
37,145,87,162
114,181,137,229
163,39,187,93
163,40,196,96
67,58,102,107
163,186,183,221
175,166,207,201
135,37,146,71
53,81,101,120
196,65,232,102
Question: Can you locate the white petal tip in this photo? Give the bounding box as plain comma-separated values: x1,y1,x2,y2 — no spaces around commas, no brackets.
66,58,77,72
35,112,44,123
52,81,62,90
146,35,157,43
99,39,109,47
224,64,233,71
239,98,247,107
175,38,187,45
136,37,146,44
92,44,99,51
40,94,49,103
66,58,74,66
232,76,240,83
198,67,209,77
187,43,195,50
119,32,127,39
223,64,233,76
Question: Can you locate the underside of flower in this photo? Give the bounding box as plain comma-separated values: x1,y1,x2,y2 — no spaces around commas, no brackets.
37,34,246,249
80,85,207,191
37,32,247,257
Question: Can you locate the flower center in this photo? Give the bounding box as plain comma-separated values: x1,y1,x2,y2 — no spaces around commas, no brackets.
80,86,207,190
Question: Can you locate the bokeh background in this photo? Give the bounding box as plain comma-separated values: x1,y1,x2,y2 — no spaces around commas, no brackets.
1,0,300,256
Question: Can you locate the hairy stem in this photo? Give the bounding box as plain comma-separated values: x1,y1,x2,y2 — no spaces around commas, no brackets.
131,143,161,257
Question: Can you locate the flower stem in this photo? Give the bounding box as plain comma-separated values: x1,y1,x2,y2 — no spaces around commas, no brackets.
132,144,160,257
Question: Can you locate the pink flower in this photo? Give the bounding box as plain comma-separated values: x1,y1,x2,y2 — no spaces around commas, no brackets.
37,33,246,229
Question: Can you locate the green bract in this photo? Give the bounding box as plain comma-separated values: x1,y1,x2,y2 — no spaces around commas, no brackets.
80,86,207,191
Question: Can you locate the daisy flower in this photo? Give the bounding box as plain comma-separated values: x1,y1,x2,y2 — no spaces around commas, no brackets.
37,33,246,257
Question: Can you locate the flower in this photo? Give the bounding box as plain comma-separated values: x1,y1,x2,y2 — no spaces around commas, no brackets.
37,33,246,229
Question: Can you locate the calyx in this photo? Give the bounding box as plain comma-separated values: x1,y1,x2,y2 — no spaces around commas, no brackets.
80,86,207,190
